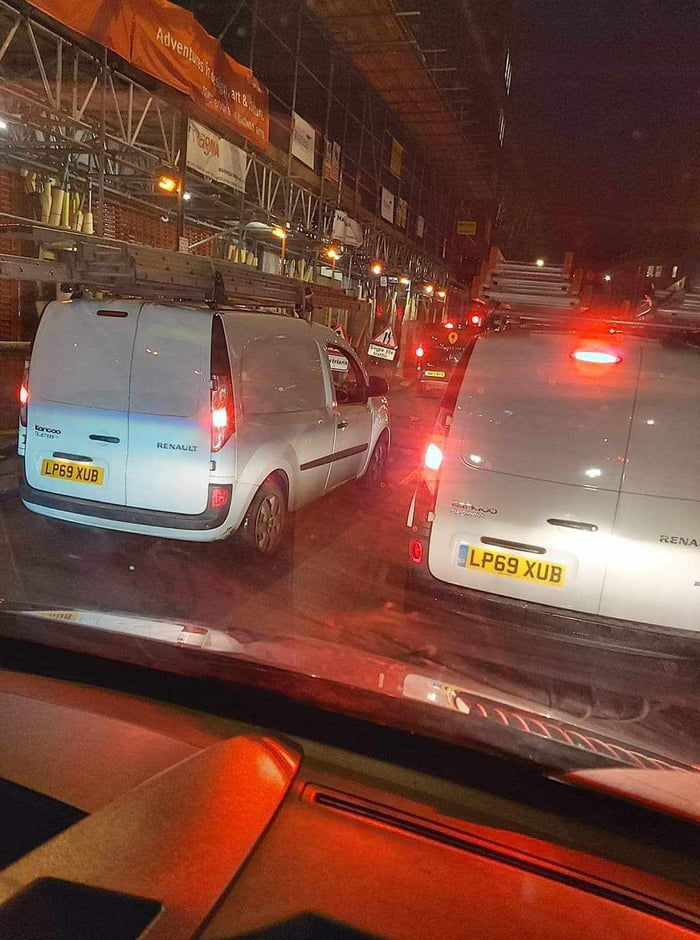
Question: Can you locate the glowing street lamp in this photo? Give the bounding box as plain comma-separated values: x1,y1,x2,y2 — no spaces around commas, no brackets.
424,283,434,294
157,174,179,193
272,225,288,269
535,258,545,267
371,261,384,276
437,289,446,299
399,276,410,286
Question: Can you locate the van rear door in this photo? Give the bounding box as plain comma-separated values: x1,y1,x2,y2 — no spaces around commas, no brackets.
25,300,142,506
126,305,213,514
429,333,639,615
599,342,700,632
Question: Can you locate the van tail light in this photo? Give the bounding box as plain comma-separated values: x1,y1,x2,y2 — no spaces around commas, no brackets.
19,362,29,427
424,442,443,471
409,538,424,564
210,316,234,453
416,346,425,358
470,314,482,327
211,375,234,452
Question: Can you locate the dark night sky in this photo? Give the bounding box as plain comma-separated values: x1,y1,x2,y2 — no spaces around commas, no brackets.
513,0,700,261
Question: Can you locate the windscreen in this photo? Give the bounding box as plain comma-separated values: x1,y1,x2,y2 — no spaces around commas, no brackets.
0,0,698,832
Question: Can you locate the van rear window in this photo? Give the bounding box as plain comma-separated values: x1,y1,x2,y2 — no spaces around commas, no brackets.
241,337,325,415
455,333,639,489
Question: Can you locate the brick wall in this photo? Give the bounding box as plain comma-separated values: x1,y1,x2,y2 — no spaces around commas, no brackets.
0,168,22,340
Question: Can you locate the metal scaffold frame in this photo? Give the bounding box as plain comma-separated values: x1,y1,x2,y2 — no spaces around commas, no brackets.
0,0,455,290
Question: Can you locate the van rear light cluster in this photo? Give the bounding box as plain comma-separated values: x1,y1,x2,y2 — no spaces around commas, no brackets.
211,375,235,452
19,362,29,427
424,442,443,471
409,539,424,564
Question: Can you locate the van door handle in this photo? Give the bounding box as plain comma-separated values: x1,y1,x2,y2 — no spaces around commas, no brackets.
547,518,598,532
89,434,120,444
337,420,349,430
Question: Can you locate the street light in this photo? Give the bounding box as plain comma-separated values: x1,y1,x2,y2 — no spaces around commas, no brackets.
437,289,446,299
424,283,434,294
535,258,545,267
399,276,410,286
325,245,341,279
182,191,192,202
371,262,384,276
272,225,288,270
603,273,612,282
157,174,179,193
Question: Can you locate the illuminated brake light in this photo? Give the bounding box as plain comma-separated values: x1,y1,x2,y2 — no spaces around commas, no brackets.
424,442,443,471
416,346,425,358
409,539,424,564
470,314,481,326
19,362,29,426
211,375,234,452
572,350,622,365
444,322,454,330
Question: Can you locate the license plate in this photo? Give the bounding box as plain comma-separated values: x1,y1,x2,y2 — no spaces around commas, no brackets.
458,544,566,587
41,458,104,486
424,370,446,378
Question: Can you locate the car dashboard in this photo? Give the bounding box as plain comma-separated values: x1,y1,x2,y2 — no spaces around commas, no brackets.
0,669,698,939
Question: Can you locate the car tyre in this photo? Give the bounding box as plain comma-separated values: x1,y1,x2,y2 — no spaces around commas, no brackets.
239,477,288,559
362,434,389,489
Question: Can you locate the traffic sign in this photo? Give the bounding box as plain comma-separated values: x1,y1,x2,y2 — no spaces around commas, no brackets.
371,326,397,348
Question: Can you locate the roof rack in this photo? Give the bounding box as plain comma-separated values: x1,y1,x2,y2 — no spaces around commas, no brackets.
0,222,359,316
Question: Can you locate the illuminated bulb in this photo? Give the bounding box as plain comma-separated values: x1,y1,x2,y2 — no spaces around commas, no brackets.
371,262,383,275
437,290,446,299
272,225,287,240
585,468,602,479
535,258,544,267
183,191,192,201
157,175,178,193
424,284,434,294
400,277,410,286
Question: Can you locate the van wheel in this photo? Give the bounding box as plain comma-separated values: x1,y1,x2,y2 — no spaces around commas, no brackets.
240,478,287,558
363,435,388,489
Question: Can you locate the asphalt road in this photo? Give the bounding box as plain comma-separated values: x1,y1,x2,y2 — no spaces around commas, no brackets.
0,385,698,760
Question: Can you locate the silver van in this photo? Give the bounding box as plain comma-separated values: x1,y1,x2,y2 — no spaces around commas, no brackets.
408,325,700,636
19,299,390,557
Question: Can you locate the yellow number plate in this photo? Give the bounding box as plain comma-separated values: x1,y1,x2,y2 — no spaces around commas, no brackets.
459,545,565,588
424,370,446,378
41,458,104,486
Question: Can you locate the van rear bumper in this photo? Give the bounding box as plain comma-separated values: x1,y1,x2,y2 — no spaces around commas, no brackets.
20,473,232,532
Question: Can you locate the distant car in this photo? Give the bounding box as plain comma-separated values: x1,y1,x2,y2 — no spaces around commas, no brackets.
415,322,473,395
19,300,390,558
408,323,700,636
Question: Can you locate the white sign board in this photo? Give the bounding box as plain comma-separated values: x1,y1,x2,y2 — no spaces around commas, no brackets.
187,119,220,179
380,187,395,224
187,119,247,193
332,209,363,247
368,343,397,361
416,214,425,239
217,138,248,193
328,353,349,372
291,111,316,170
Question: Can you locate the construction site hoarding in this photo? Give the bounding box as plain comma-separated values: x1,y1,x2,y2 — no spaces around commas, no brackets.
27,0,269,148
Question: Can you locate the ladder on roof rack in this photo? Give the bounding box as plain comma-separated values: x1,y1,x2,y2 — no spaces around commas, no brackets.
480,257,581,312
0,222,359,315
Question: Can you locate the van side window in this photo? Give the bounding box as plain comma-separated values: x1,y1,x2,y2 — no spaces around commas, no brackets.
241,337,326,414
325,345,367,405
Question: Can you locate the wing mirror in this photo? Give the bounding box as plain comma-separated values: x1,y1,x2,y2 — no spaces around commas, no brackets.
368,375,389,397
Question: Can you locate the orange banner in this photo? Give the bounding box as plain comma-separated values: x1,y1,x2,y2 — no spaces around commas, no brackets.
27,0,269,148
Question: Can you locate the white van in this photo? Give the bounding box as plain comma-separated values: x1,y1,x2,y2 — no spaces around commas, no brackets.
408,326,700,636
19,299,390,557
